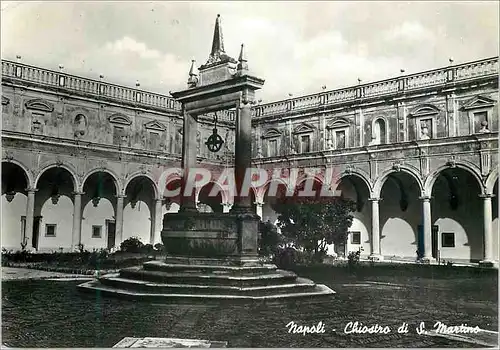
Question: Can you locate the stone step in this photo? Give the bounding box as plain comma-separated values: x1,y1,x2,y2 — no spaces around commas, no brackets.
143,261,277,275
98,274,318,296
118,267,298,287
77,279,336,302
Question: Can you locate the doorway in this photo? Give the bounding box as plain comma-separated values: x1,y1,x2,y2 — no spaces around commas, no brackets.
32,216,42,250
106,220,116,250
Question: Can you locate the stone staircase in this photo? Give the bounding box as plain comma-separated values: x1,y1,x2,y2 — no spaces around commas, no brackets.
78,260,335,302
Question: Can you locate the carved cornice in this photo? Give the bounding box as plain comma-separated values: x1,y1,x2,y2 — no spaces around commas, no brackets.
408,104,440,118
108,113,132,126
25,98,54,112
461,95,496,111
144,120,166,132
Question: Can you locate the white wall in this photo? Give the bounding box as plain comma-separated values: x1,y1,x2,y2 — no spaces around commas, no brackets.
123,199,151,244
1,192,27,250
81,197,115,250
37,195,73,251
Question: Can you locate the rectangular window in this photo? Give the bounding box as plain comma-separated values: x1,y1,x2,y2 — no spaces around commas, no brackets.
92,225,102,238
301,135,311,153
149,131,160,150
45,224,56,237
350,231,361,245
268,139,278,157
336,130,346,149
473,111,488,133
441,232,455,248
113,126,124,146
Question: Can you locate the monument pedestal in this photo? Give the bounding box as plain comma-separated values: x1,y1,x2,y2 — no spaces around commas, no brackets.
79,212,335,301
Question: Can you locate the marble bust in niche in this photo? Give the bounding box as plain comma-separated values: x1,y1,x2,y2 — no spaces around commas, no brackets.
74,114,87,138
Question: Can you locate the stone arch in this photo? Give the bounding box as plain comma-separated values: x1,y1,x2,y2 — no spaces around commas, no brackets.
81,168,121,194
424,161,484,197
373,165,424,198
337,169,373,194
123,172,159,199
34,163,79,191
1,159,34,188
485,167,498,195
258,177,291,200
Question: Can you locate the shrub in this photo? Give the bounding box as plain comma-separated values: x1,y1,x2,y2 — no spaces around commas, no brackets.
142,244,155,255
154,243,165,253
258,221,283,257
274,247,298,269
347,250,361,268
120,237,144,253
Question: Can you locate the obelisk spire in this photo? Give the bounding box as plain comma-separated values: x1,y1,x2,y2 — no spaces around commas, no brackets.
210,14,225,57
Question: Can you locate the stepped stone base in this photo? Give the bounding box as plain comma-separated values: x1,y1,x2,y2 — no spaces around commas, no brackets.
78,259,335,302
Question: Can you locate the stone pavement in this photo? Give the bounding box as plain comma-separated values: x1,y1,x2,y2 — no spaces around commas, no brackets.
1,267,92,281
113,337,227,348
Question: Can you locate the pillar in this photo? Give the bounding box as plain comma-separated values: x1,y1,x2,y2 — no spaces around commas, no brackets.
180,109,198,212
71,191,84,251
115,194,126,247
152,198,163,244
369,197,382,260
232,98,253,212
420,196,434,262
24,187,37,249
255,201,263,219
480,194,494,265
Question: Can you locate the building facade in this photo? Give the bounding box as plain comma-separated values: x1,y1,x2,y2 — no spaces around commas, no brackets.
1,56,498,264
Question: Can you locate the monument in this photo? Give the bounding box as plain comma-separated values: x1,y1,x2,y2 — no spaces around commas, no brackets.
78,15,335,301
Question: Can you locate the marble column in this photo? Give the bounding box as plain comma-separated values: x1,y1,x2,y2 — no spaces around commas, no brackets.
479,194,494,264
368,197,382,260
71,191,84,251
420,196,434,262
180,109,198,212
151,198,163,245
232,99,253,212
25,187,37,249
115,195,126,247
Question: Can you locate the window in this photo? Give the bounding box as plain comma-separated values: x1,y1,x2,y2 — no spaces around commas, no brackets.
473,111,488,133
350,231,361,245
300,134,311,153
442,232,455,248
268,139,278,157
149,131,160,149
113,126,124,145
335,130,346,149
45,224,56,237
92,225,102,238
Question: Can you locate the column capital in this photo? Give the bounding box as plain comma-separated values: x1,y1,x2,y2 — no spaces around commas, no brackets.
222,202,234,208
25,187,38,193
479,193,495,199
254,201,264,206
116,194,127,199
368,197,382,202
72,191,85,196
419,195,432,201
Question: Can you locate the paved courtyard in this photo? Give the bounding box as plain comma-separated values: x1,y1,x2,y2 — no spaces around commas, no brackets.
2,265,498,348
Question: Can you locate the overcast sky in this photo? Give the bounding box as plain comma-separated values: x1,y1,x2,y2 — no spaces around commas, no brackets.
1,1,498,101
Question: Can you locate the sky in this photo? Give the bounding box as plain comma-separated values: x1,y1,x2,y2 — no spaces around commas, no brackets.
1,1,498,102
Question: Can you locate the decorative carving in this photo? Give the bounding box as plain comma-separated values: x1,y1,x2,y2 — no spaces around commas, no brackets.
32,119,43,133
409,104,440,117
25,98,54,112
293,122,315,134
446,156,457,168
392,161,403,172
74,114,87,138
108,113,132,126
144,120,166,132
420,120,430,140
344,164,354,175
326,118,350,129
2,96,9,106
92,197,101,207
261,128,282,139
479,120,490,133
461,95,495,111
